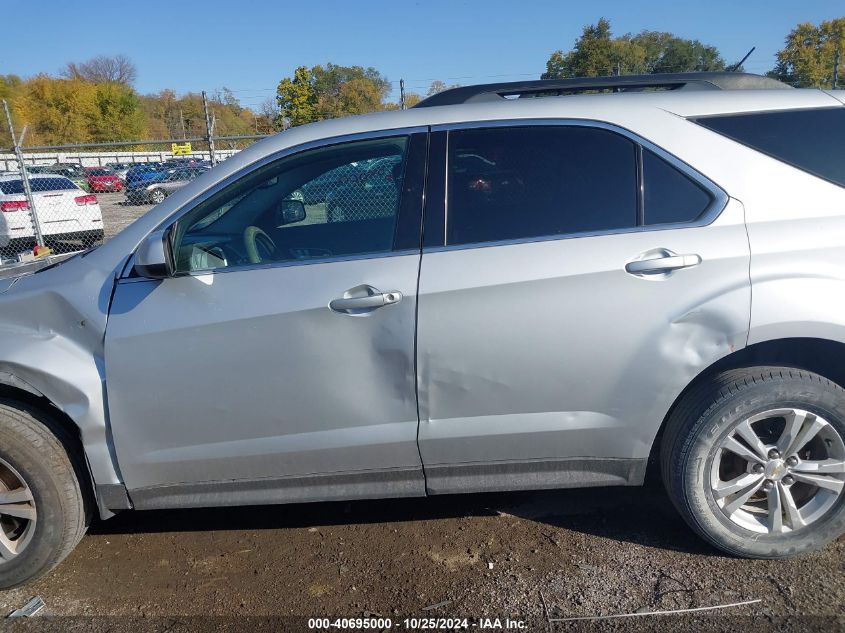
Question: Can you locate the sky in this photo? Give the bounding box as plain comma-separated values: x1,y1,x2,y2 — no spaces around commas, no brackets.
2,0,843,110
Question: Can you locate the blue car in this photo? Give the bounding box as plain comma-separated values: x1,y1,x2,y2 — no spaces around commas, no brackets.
125,163,178,204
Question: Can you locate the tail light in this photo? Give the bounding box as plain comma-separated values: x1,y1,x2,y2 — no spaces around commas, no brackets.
1,200,29,212
74,194,97,206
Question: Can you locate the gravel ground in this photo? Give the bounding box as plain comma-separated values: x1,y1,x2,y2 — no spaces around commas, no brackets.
100,192,154,239
0,193,842,632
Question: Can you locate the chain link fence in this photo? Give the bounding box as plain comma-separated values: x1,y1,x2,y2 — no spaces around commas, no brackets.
0,96,269,264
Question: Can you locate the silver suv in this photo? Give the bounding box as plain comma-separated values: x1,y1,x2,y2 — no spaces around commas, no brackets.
1,72,845,587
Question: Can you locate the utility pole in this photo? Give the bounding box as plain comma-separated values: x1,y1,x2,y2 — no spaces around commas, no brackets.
613,62,621,76
202,91,217,166
179,108,187,140
2,100,43,249
834,48,840,89
400,78,406,110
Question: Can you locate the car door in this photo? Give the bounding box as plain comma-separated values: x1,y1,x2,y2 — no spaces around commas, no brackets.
105,132,428,507
416,123,751,494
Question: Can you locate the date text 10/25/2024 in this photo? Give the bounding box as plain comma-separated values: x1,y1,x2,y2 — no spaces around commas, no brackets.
308,617,528,629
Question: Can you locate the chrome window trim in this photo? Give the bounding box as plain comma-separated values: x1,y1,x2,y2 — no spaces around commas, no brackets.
122,126,429,279
120,248,421,284
427,118,729,252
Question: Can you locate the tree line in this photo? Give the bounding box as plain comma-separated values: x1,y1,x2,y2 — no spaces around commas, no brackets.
1,15,843,148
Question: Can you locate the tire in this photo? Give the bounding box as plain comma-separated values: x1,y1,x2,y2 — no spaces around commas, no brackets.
0,401,89,588
662,367,845,558
150,188,166,204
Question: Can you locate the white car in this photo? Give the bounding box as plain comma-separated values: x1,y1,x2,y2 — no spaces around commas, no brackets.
0,174,104,254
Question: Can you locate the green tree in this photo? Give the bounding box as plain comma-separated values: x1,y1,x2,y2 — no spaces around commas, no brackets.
769,18,845,87
275,63,391,126
90,82,146,141
542,18,726,79
276,65,316,127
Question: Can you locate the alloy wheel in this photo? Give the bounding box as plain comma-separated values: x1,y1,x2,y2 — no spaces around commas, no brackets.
0,457,37,561
710,408,845,534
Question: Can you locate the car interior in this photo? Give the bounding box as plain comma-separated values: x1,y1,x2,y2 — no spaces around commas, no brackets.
172,137,408,273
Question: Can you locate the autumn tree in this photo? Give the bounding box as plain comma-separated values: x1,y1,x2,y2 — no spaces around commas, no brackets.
275,63,391,126
542,18,726,78
276,66,317,127
769,18,845,87
62,54,137,85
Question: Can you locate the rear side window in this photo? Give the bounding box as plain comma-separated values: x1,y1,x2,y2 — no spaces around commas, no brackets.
643,149,712,225
446,126,638,245
0,177,76,194
694,107,845,188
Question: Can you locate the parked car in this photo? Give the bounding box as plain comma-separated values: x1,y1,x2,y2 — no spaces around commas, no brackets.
325,156,402,222
3,72,845,588
84,167,123,193
300,162,363,204
126,167,208,204
124,163,176,202
27,164,90,192
105,162,134,182
0,173,103,255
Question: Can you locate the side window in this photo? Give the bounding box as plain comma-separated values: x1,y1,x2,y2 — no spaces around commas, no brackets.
446,126,638,246
694,108,845,188
173,136,409,273
642,149,712,225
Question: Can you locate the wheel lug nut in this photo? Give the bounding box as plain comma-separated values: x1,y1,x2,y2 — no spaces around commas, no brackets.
752,463,764,474
762,479,774,491
768,449,781,459
786,456,799,467
783,475,795,486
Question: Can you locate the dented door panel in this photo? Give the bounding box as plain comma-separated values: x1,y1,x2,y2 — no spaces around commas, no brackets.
105,255,422,492
417,199,750,481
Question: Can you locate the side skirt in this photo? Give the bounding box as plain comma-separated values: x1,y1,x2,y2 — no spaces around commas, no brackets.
424,457,647,495
128,467,426,511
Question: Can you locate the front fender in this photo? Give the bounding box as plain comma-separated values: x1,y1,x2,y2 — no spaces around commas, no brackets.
0,256,122,489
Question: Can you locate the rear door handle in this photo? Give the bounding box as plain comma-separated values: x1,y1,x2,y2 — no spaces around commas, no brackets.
329,285,402,313
625,253,701,275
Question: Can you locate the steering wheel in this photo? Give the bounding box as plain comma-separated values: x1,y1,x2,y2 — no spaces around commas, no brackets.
244,226,277,264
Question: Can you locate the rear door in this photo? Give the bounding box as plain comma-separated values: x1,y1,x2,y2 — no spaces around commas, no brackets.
417,122,750,493
105,132,429,506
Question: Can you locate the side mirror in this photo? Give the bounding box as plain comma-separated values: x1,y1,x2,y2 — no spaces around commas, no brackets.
134,229,173,279
276,198,306,226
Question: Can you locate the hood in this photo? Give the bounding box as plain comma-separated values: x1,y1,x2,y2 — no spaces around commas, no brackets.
0,253,80,292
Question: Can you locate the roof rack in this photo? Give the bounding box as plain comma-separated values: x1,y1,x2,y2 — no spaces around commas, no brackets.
413,72,790,108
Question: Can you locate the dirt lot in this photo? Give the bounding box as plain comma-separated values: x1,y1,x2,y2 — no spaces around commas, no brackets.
0,484,842,631
0,194,842,631
100,191,154,239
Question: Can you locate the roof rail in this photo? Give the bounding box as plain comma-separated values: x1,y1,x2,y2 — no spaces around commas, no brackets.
413,72,790,108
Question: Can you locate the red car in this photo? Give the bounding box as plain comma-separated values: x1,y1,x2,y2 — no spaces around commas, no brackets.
84,167,123,193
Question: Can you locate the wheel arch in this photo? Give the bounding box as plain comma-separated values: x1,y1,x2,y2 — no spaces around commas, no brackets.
647,336,845,482
0,382,103,518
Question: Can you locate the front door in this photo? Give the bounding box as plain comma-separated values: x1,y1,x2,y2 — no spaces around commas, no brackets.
105,133,428,507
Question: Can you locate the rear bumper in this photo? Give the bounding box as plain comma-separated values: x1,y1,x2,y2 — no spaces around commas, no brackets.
0,230,104,252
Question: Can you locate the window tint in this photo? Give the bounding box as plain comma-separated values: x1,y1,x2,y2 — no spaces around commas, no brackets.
173,137,409,273
695,108,845,188
643,149,712,225
446,126,637,245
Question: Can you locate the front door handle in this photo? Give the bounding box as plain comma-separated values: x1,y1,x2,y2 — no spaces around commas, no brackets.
329,285,403,314
625,253,701,276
